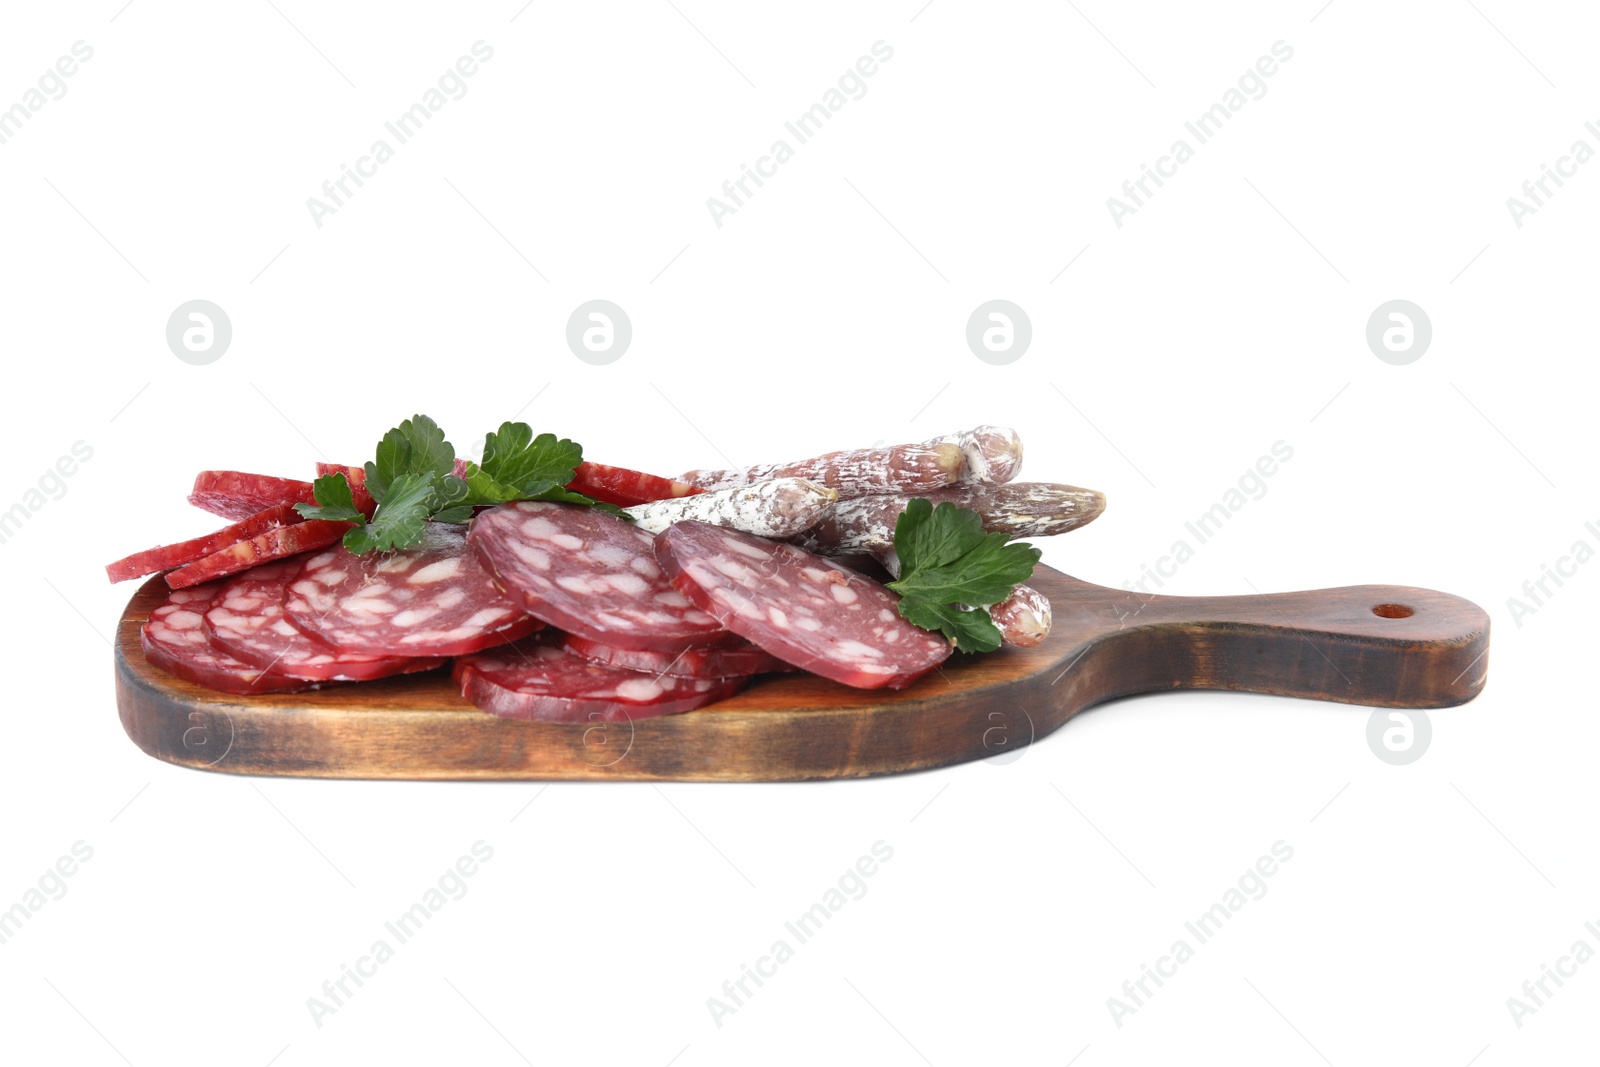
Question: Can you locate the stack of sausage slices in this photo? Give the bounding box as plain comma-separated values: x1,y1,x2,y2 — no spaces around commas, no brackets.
109,427,1104,723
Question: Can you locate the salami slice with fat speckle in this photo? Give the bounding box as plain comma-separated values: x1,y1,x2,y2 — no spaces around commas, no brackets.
468,501,731,653
560,632,792,679
106,503,303,584
204,562,445,682
654,521,952,689
284,523,539,657
141,583,314,694
164,519,353,590
189,470,316,521
454,641,747,722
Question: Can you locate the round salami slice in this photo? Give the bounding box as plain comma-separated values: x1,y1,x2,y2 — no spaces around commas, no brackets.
106,502,303,584
467,501,731,653
283,523,540,657
189,470,315,521
141,583,314,695
454,641,747,722
204,562,446,682
561,632,792,679
654,521,953,690
164,519,352,590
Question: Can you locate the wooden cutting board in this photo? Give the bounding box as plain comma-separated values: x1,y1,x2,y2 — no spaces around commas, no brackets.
114,567,1490,781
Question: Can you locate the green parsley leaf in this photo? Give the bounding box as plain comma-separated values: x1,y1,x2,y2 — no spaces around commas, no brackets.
343,472,435,554
365,414,456,504
429,474,474,524
897,597,1005,654
887,499,1041,652
451,422,631,519
893,498,984,575
294,472,367,524
458,463,522,508
329,415,624,553
477,424,583,499
889,501,1040,607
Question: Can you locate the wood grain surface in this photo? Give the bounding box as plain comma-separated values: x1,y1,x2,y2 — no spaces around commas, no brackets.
114,566,1490,781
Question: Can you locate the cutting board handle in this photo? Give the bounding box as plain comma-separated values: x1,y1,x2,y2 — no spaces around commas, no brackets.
1050,577,1491,708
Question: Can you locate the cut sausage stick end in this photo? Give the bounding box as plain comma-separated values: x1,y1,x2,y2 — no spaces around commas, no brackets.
939,425,1023,486
912,426,1024,490
986,585,1053,648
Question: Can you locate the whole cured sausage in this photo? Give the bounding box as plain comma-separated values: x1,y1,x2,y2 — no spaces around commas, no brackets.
624,478,838,538
654,521,952,690
680,439,963,496
793,482,1106,556
468,501,732,653
283,523,539,657
678,426,1024,497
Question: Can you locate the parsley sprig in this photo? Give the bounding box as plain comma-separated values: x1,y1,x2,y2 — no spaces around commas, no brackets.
887,498,1041,653
295,414,623,554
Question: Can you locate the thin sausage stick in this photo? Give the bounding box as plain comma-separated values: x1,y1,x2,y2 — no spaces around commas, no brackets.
794,482,1105,556
681,440,963,495
624,478,839,538
680,426,1024,496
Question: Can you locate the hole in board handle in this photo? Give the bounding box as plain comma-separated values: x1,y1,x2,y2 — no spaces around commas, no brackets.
1372,603,1414,619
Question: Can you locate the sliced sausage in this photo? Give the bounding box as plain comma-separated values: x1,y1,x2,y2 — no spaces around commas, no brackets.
204,561,445,682
164,520,353,590
188,471,317,521
560,632,792,679
565,462,704,508
284,523,539,657
106,503,303,584
454,641,747,722
468,501,731,653
654,521,952,689
141,582,314,694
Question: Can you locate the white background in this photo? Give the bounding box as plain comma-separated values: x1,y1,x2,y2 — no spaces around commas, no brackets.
0,1,1595,1063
